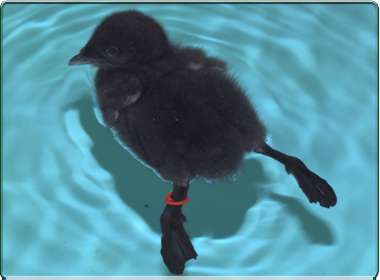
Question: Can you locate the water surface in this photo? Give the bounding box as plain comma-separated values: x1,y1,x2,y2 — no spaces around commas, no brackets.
2,3,378,276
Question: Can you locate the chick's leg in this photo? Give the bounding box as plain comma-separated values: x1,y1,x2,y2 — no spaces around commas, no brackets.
255,143,337,208
160,183,197,275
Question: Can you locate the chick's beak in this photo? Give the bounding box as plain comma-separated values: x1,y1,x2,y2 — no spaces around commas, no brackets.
68,53,90,65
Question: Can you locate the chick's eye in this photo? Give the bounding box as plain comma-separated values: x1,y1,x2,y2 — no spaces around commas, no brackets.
105,46,119,58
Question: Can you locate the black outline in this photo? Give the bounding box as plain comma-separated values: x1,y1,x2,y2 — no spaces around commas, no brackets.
0,2,378,279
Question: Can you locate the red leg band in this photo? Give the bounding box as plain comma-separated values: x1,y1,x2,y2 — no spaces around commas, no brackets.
165,191,190,206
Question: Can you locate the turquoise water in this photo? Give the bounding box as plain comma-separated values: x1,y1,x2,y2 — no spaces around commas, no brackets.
2,3,378,276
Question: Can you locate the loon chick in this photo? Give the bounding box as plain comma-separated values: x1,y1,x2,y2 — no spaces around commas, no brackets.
69,10,337,275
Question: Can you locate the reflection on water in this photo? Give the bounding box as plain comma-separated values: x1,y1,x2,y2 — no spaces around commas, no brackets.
2,3,377,276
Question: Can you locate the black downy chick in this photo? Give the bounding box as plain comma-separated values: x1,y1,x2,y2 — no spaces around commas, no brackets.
69,11,337,275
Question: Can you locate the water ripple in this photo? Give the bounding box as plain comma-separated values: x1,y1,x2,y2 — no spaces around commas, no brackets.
3,3,377,276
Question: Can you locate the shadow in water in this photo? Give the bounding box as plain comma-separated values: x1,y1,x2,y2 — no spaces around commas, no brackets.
185,159,269,238
269,193,336,245
72,96,335,243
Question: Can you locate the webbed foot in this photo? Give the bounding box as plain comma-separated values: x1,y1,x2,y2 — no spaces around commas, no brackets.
286,158,337,208
160,206,197,275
